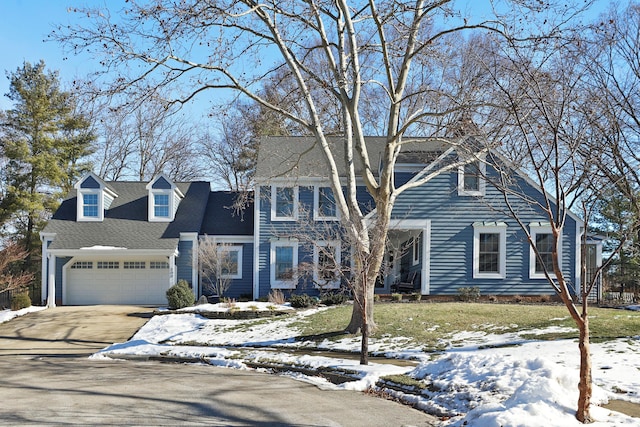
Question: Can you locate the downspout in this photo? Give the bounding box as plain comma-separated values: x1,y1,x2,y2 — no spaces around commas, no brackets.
253,185,261,300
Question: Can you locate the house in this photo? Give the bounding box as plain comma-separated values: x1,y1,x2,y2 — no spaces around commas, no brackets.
40,137,600,306
251,136,598,299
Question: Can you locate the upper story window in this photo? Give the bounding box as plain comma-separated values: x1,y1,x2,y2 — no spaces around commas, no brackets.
458,157,486,196
529,223,559,279
473,222,507,279
314,186,339,220
147,174,183,222
271,185,298,221
82,193,99,218
154,194,170,218
74,172,117,222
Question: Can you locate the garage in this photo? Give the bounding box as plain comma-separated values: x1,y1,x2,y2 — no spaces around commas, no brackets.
64,258,172,305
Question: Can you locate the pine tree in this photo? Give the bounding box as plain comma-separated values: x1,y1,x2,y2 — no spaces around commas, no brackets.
0,60,94,270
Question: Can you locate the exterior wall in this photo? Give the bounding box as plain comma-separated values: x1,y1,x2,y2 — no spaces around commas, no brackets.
391,165,578,296
177,240,193,286
256,163,580,298
214,242,254,300
256,184,345,298
55,257,72,303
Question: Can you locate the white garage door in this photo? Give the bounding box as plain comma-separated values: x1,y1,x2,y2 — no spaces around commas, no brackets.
66,259,171,305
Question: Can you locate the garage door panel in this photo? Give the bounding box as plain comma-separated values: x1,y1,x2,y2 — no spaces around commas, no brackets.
66,260,171,305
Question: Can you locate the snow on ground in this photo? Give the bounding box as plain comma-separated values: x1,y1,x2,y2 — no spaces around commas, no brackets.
91,303,640,426
0,305,46,324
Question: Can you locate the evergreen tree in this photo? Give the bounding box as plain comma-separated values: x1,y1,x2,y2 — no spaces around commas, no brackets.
596,190,640,293
0,60,94,269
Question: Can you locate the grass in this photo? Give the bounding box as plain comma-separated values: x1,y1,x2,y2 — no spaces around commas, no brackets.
292,302,640,350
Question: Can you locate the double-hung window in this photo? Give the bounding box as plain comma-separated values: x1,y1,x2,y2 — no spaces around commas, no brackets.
314,186,338,220
314,241,341,289
271,240,298,288
473,222,507,279
82,193,99,218
154,194,170,218
529,223,559,278
458,158,486,196
217,245,243,279
271,186,298,221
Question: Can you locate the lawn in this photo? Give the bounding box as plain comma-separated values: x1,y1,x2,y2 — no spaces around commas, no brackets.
293,302,640,350
94,301,640,425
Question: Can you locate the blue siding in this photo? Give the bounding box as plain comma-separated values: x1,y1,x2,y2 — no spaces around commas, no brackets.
80,175,100,188
256,162,579,298
152,176,172,189
55,257,72,301
222,242,254,300
392,165,577,296
257,185,345,298
177,240,193,286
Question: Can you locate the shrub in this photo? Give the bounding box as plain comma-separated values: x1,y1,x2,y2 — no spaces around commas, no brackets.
391,293,402,302
289,293,316,308
458,286,480,302
321,292,348,306
268,289,286,305
10,292,31,310
410,292,422,302
166,280,195,309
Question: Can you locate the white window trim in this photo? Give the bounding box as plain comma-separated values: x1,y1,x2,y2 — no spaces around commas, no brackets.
270,240,298,289
529,223,561,279
270,185,299,221
313,240,341,289
313,186,340,221
217,245,243,280
473,223,507,279
458,157,486,197
149,189,174,222
77,189,104,221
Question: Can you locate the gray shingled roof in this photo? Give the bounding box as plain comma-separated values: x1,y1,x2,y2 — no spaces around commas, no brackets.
254,136,449,181
44,181,211,251
200,191,254,236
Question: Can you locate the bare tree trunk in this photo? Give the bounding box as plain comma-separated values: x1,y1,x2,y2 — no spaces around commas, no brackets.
577,315,593,423
360,274,369,365
345,276,377,335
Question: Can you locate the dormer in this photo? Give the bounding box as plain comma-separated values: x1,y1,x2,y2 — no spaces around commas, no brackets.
146,174,184,222
74,172,118,222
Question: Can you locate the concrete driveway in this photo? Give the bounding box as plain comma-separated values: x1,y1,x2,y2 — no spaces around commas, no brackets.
0,305,154,358
0,306,437,426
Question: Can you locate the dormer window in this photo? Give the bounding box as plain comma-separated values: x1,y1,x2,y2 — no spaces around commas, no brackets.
147,174,184,222
83,193,99,217
154,194,170,218
75,172,117,222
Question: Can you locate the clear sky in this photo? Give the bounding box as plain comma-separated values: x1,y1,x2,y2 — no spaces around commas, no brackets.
0,0,613,112
0,0,103,109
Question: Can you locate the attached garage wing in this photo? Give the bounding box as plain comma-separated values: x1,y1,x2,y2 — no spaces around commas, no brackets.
65,259,172,305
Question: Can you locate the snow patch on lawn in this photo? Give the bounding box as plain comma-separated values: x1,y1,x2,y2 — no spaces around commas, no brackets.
92,303,640,426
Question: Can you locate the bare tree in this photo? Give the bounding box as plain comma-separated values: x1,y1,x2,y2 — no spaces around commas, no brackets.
0,241,34,295
577,3,640,295
88,94,203,181
54,0,589,358
199,237,242,299
482,21,640,420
